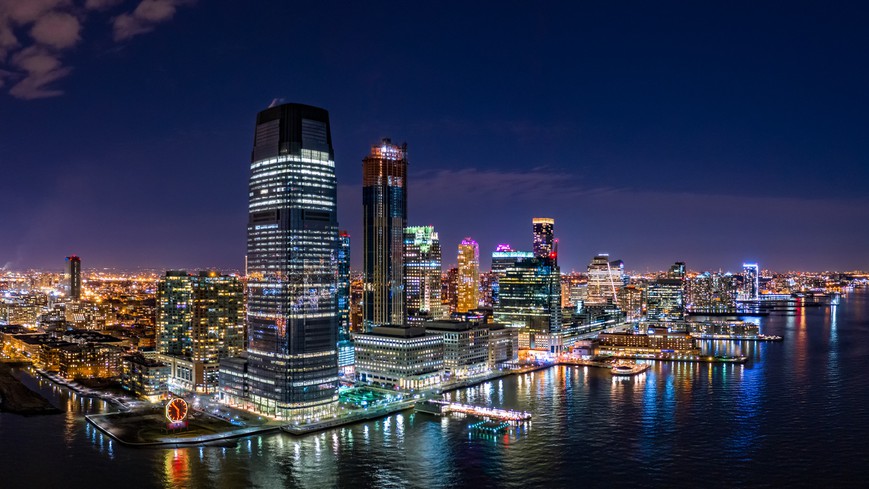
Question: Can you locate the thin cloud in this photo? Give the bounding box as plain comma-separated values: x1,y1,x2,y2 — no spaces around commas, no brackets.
8,45,71,99
85,0,124,10
29,12,80,49
0,0,192,99
113,0,189,41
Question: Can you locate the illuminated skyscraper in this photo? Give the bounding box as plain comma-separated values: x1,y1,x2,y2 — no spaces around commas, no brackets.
687,272,738,313
404,226,443,322
337,231,351,341
646,262,686,320
443,267,459,315
532,218,555,263
494,257,562,332
157,271,192,358
244,103,339,418
457,238,480,313
363,139,408,330
586,254,620,305
491,244,534,307
157,271,244,390
65,255,81,301
741,263,760,301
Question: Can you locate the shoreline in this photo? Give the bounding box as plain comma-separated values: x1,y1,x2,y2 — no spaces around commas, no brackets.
79,352,754,447
0,363,63,416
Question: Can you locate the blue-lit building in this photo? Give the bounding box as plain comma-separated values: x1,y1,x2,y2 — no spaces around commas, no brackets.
363,139,408,330
741,263,760,301
494,257,562,333
491,245,533,307
237,103,339,420
337,230,354,374
337,231,351,340
646,262,686,320
404,225,442,322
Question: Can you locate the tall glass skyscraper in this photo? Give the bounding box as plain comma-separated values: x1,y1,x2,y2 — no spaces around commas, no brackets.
494,257,562,332
337,231,351,341
491,245,534,307
457,238,480,313
363,139,407,330
586,253,620,305
532,218,555,263
741,263,760,301
65,255,81,301
404,225,442,322
246,103,339,419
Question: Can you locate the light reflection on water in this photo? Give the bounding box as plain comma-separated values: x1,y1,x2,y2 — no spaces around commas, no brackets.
1,291,868,488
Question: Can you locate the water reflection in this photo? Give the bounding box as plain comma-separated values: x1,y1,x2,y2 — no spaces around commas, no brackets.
4,294,866,488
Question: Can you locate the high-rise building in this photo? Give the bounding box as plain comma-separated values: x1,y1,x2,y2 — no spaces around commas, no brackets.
157,271,193,358
443,267,459,315
741,263,760,301
337,231,354,374
457,238,480,313
532,218,556,263
337,231,351,341
479,271,497,308
646,262,686,320
363,139,408,330
243,103,339,419
491,245,534,307
494,257,562,332
686,272,738,313
157,271,245,391
404,226,443,322
65,255,81,301
586,254,620,305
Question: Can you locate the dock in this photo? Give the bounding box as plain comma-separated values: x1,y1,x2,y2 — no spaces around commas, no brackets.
416,400,531,422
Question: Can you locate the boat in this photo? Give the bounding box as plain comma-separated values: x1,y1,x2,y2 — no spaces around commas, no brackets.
610,361,650,376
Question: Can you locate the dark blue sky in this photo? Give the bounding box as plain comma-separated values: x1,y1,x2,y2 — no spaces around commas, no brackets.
1,1,868,273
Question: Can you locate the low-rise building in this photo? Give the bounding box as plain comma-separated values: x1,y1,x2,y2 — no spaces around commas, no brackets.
58,343,123,379
354,325,444,391
424,320,489,378
487,323,518,369
218,356,249,410
121,354,170,402
158,354,218,394
598,327,700,355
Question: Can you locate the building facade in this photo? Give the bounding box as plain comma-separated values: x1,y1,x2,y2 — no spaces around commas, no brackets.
65,255,81,301
354,325,444,390
404,226,443,322
741,263,760,301
363,139,408,330
457,238,480,313
156,271,244,392
491,246,533,307
337,231,351,341
243,103,340,419
532,218,555,262
425,320,489,378
586,254,620,305
494,257,562,332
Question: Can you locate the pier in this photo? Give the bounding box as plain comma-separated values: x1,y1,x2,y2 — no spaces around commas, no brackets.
418,400,532,422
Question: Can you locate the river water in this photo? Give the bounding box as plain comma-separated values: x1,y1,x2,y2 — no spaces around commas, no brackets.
1,291,867,488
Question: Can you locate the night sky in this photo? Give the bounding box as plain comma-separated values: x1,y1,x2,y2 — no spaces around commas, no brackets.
2,1,868,273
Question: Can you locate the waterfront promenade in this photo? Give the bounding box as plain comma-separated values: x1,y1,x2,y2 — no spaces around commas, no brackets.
67,348,746,447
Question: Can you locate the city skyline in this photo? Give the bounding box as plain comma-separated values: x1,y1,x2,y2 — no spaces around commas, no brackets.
2,3,868,487
2,2,869,273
